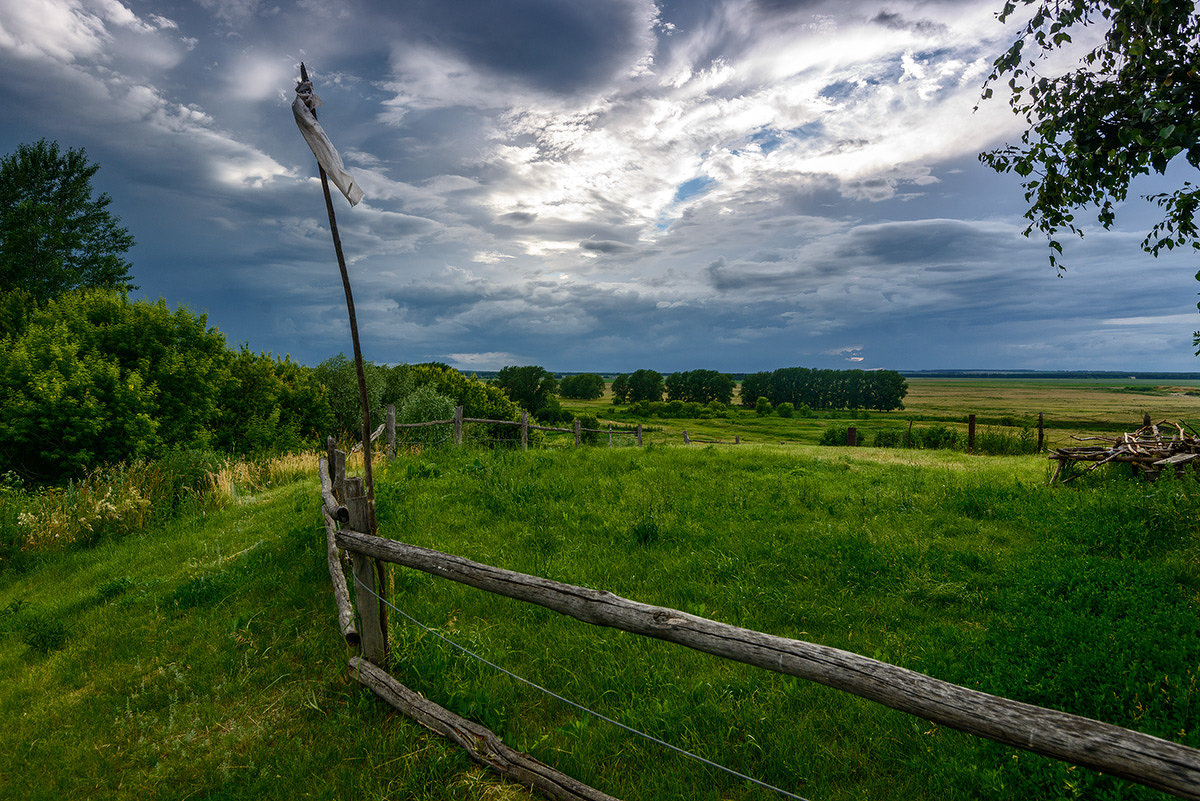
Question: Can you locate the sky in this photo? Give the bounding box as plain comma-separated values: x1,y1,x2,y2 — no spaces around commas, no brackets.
2,0,1198,373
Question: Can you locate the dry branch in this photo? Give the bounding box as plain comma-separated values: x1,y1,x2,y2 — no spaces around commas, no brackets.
336,528,1200,800
1050,421,1200,482
318,456,349,524
351,657,620,801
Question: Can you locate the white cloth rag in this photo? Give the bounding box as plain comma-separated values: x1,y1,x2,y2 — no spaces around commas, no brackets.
292,83,364,206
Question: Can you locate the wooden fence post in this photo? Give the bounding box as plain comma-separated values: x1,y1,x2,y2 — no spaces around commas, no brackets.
636,423,642,446
574,419,581,447
847,426,857,447
1144,412,1152,429
453,406,463,446
1037,412,1045,453
386,404,396,461
327,436,346,501
521,411,529,450
734,435,740,445
607,425,612,447
968,414,976,453
345,477,387,666
683,430,690,444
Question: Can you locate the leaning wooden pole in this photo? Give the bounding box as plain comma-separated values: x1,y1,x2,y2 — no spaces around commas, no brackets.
297,62,386,645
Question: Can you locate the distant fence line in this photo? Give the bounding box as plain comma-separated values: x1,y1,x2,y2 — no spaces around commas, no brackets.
348,406,645,456
317,441,1200,800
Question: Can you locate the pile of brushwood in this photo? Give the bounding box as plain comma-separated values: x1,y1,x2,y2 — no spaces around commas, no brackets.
1050,420,1200,483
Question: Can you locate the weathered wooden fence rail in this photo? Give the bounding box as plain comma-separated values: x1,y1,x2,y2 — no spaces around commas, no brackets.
318,452,1200,800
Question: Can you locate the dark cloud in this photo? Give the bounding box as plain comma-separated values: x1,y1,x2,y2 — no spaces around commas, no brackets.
580,239,634,254
390,0,650,94
837,219,1015,264
871,10,948,35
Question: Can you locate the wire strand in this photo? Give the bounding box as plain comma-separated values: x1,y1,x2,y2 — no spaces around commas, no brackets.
351,572,809,801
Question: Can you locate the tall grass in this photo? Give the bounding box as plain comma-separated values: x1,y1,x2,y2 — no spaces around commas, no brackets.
1,450,320,565
0,443,1196,800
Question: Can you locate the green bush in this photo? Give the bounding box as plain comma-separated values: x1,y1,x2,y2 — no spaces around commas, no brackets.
755,396,773,416
398,385,456,449
776,402,794,418
918,424,960,450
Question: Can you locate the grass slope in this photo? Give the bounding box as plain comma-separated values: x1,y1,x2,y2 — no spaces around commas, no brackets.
2,445,1198,800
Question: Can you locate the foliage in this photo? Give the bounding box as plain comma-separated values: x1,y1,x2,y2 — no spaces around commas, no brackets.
664,369,735,405
397,385,456,448
0,291,330,482
409,362,523,445
978,2,1200,347
495,365,563,422
738,367,907,411
615,400,728,420
755,396,773,416
0,140,136,302
311,353,386,439
981,1,1199,264
610,373,629,404
625,369,665,403
215,348,333,456
559,373,606,400
776,401,794,418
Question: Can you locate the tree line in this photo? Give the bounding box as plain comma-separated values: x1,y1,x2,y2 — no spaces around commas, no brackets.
740,367,907,411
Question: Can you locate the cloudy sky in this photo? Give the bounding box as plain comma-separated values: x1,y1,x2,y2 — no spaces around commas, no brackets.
2,0,1197,372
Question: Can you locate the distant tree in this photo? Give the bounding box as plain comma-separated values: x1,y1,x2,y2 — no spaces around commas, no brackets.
495,365,560,421
0,140,136,302
739,372,772,408
626,369,664,403
559,372,606,400
665,369,735,405
611,374,630,404
977,2,1200,347
755,396,773,416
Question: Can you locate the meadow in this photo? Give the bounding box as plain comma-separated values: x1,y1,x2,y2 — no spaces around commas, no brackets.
556,376,1200,451
0,378,1198,800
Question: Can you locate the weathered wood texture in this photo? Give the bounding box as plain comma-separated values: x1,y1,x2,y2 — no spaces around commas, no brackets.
386,404,396,460
350,657,621,801
322,509,360,645
453,405,463,445
318,456,349,524
344,480,387,665
335,529,1200,800
350,422,386,455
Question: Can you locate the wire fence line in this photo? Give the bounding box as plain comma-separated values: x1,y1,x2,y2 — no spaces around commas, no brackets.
347,404,650,456
350,571,810,801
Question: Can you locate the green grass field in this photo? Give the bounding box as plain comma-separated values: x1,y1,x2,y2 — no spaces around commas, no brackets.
555,377,1200,451
2,429,1198,799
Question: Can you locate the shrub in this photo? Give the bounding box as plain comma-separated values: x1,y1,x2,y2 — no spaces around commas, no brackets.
755,396,773,416
872,428,903,448
398,385,456,449
776,402,794,418
918,424,959,450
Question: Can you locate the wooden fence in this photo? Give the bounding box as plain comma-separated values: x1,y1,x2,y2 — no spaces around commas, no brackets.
318,442,1200,800
359,405,643,455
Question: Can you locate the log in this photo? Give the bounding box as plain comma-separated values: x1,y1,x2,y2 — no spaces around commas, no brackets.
318,456,350,524
322,509,359,645
350,657,620,801
335,529,1200,800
